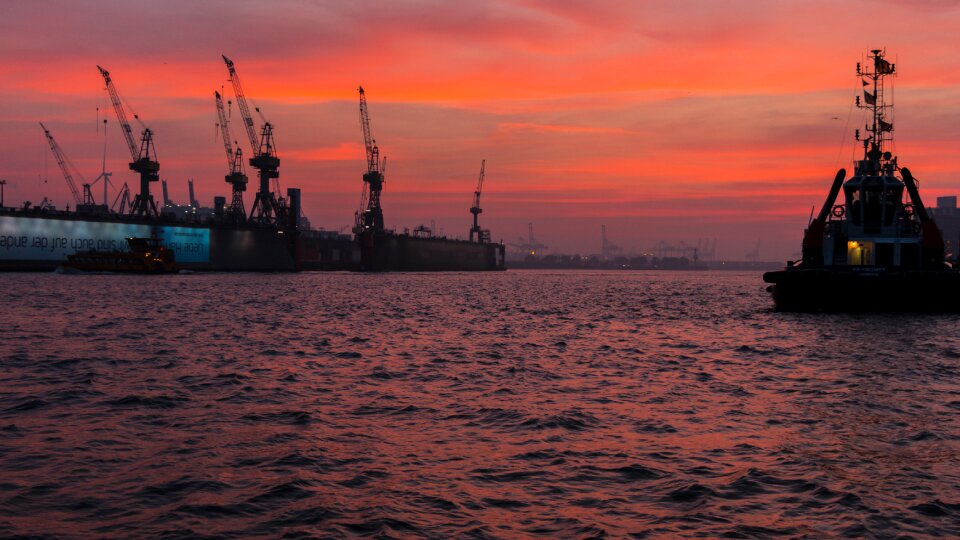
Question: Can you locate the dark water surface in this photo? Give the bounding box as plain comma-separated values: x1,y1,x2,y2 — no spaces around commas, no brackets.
2,270,959,538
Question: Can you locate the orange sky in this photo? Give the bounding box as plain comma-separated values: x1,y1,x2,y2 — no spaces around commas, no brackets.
3,0,960,259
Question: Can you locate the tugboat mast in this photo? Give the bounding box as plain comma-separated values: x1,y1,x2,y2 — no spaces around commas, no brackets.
856,49,896,177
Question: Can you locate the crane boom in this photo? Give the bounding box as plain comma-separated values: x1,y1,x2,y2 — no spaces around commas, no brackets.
473,159,485,209
469,159,487,242
222,55,260,155
39,122,83,205
214,91,235,170
359,86,379,174
97,66,138,162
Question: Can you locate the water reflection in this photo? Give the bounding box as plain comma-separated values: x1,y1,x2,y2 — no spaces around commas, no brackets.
0,271,958,537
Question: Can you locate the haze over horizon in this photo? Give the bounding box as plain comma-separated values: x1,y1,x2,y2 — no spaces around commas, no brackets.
3,0,960,260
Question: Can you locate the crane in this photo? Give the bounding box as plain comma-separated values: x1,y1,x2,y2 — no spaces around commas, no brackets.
355,86,385,235
215,91,247,223
39,122,84,206
222,55,281,224
98,65,159,216
469,159,490,243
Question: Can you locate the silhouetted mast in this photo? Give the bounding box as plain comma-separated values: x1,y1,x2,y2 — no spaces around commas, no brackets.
855,49,897,177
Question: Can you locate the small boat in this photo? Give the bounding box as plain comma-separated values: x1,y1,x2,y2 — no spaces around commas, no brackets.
763,49,960,311
63,236,179,274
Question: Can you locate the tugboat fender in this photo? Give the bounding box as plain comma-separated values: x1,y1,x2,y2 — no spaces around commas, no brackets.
816,169,847,223
902,167,945,267
801,168,846,265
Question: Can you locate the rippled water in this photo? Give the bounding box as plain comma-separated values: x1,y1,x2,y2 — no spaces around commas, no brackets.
2,270,960,538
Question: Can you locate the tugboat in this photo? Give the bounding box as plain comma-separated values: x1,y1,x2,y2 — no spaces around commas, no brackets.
63,236,179,274
763,49,960,311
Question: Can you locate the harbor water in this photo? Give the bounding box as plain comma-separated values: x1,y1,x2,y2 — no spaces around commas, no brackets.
1,270,959,538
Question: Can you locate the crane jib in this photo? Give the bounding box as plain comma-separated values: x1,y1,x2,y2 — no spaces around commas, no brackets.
215,91,236,171
222,55,262,158
40,123,84,206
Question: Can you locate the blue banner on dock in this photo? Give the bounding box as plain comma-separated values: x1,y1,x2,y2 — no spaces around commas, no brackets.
0,216,210,263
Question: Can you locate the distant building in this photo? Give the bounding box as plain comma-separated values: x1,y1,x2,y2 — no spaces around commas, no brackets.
930,196,960,256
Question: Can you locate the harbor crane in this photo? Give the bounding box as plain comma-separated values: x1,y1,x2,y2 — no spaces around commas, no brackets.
355,86,385,235
39,122,86,207
222,55,281,224
215,91,247,223
469,159,490,243
98,65,159,216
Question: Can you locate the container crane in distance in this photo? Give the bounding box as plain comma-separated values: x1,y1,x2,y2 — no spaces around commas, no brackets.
355,86,385,235
97,65,159,217
600,224,623,258
222,55,281,225
470,159,491,243
509,222,548,255
214,90,247,223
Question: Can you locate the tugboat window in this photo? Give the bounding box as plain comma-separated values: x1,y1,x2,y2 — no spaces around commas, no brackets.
863,183,883,233
847,240,874,265
876,242,894,266
845,186,862,226
883,185,900,226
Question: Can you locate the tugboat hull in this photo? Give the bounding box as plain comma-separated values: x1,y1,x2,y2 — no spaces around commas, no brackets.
763,268,960,312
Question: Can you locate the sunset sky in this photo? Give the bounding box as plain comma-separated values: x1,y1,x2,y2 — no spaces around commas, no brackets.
3,0,960,259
